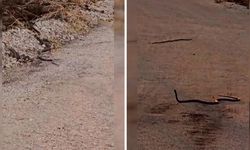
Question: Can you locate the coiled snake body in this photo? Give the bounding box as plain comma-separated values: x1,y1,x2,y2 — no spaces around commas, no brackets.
174,89,240,105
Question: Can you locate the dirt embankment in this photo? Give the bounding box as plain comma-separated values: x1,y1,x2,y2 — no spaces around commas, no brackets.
2,0,114,83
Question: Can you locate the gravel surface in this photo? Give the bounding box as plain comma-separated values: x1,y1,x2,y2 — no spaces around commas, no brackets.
2,25,115,150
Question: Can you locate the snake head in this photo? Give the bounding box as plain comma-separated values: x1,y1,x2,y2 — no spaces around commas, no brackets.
218,95,241,101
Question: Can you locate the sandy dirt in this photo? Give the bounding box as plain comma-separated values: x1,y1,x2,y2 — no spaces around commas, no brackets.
2,25,115,150
114,0,124,149
114,34,124,150
128,0,249,149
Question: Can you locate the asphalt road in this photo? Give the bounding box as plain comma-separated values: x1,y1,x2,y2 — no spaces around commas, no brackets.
128,0,250,149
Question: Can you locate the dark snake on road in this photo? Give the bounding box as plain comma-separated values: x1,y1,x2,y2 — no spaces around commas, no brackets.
174,89,240,105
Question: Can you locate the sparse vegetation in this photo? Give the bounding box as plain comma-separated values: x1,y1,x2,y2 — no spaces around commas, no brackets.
2,0,99,30
2,0,113,69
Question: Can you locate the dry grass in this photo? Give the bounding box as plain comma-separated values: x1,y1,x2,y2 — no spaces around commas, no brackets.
2,0,99,30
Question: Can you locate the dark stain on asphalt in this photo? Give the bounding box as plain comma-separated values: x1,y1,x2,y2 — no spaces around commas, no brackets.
181,111,222,149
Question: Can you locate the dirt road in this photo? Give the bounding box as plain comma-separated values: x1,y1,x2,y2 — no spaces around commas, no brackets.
130,0,249,149
2,25,115,149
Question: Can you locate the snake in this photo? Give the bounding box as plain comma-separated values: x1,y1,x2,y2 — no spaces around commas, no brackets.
174,89,240,105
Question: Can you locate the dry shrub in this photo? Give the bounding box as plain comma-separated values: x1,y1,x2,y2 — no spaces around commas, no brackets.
2,0,99,30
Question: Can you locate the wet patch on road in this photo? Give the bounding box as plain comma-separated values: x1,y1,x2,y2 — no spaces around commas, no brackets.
181,112,221,149
139,101,244,149
149,103,172,114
